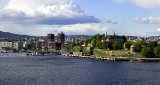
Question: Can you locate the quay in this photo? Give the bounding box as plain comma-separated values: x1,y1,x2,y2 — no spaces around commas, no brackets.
62,54,160,62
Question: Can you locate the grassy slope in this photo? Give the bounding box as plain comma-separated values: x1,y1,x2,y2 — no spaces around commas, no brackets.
93,49,139,58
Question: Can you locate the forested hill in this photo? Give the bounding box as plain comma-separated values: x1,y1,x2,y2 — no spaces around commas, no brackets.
0,31,32,38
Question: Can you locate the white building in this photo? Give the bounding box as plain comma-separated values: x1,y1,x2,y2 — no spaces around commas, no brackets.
0,42,12,49
0,41,23,51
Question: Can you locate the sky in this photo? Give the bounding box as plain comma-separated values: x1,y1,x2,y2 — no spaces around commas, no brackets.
0,0,160,36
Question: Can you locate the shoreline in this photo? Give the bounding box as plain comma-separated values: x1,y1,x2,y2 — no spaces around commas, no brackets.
63,54,160,62
1,53,160,62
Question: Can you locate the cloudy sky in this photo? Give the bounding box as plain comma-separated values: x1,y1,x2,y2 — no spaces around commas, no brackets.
0,0,160,36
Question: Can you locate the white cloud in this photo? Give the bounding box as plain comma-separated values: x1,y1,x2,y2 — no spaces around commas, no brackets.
41,24,110,35
0,0,100,24
113,0,160,8
3,0,84,17
134,16,160,24
0,0,99,24
38,24,110,35
0,0,105,36
0,23,110,36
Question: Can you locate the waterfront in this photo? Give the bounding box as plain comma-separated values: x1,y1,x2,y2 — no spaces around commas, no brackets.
0,55,160,85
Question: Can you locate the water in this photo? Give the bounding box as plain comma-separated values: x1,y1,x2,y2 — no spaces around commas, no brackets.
0,55,160,85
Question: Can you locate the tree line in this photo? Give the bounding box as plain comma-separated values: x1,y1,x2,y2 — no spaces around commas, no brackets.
66,34,160,58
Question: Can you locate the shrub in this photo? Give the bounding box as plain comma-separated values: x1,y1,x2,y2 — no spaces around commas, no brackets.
134,41,146,52
141,47,154,58
112,41,123,50
147,41,158,49
154,46,160,58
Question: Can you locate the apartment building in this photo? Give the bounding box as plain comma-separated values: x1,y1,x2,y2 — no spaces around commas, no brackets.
0,41,23,51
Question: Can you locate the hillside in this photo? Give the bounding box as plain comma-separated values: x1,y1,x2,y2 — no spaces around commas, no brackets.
0,31,32,38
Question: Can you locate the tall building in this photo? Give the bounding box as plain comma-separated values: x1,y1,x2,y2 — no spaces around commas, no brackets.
60,32,65,43
105,32,108,37
47,34,55,41
36,33,66,53
57,32,65,49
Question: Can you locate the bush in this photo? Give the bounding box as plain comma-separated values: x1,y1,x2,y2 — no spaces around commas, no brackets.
141,47,154,58
73,46,83,52
93,49,109,56
148,41,158,48
134,41,146,52
112,41,123,50
154,46,160,58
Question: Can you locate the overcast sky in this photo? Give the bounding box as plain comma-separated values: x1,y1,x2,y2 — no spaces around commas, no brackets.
0,0,160,36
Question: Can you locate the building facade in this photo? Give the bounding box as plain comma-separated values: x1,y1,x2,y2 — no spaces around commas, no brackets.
0,41,23,51
35,33,65,53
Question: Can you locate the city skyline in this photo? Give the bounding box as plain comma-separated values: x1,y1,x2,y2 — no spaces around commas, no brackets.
0,0,160,36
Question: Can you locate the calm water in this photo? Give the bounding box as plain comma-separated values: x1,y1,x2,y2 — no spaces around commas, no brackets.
0,55,160,85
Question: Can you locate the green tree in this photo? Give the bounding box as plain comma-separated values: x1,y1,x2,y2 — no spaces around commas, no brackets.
141,47,154,58
107,42,113,50
134,41,146,52
95,34,103,40
148,41,158,48
91,34,104,41
73,46,83,52
96,40,103,49
66,42,76,51
24,42,32,50
91,39,97,48
44,47,48,52
101,41,109,49
122,36,127,43
112,41,123,50
154,46,160,58
125,41,133,50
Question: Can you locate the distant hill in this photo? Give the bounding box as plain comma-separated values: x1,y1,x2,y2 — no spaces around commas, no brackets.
0,31,32,39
